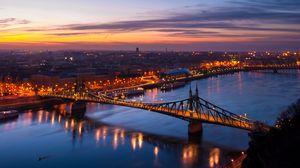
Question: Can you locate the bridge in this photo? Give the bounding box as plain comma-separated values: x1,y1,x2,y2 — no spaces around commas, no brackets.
41,85,271,135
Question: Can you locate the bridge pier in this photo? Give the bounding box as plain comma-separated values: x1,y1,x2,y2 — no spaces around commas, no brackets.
188,121,203,142
71,101,86,119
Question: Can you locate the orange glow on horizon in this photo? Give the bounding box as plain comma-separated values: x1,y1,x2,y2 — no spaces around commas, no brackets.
0,29,258,48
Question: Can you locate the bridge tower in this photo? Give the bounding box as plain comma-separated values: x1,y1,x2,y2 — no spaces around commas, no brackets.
72,78,87,118
188,85,203,139
194,84,200,111
75,79,85,93
189,85,193,98
188,121,203,139
71,101,86,119
195,84,199,97
33,84,39,97
188,86,194,111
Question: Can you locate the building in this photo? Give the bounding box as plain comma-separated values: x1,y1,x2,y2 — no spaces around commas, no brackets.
161,68,192,80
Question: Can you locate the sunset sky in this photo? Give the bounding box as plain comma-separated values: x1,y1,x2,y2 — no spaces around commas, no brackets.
0,0,300,51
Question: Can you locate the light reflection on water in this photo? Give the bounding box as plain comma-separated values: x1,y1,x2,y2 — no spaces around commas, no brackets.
0,104,225,168
209,148,220,168
182,144,199,167
0,71,299,168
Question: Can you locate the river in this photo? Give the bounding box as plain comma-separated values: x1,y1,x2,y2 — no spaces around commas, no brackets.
1,70,299,168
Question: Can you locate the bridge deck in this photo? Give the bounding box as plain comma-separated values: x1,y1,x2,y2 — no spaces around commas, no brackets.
43,93,261,131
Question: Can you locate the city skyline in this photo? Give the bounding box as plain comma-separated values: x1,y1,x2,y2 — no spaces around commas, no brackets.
0,0,300,51
0,1,300,167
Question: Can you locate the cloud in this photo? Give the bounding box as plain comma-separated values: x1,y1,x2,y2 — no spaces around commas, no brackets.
47,32,92,36
0,18,31,28
17,19,31,24
230,0,300,11
12,0,300,51
0,18,16,24
49,0,299,39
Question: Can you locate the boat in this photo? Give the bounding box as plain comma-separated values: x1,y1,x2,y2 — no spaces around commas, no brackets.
0,110,19,120
126,87,144,96
160,82,186,91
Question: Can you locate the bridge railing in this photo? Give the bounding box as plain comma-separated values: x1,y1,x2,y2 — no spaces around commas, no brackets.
43,91,272,131
87,92,254,127
140,96,253,122
198,97,252,122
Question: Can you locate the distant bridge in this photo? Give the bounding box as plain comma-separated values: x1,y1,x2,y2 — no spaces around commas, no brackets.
42,86,271,133
243,65,300,72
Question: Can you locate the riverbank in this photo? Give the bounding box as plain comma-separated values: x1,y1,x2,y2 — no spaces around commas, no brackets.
1,69,299,168
0,96,63,112
144,66,300,90
142,68,241,90
0,68,241,113
1,66,299,112
242,99,300,168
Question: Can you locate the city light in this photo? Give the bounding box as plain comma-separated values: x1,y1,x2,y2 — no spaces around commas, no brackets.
0,0,299,167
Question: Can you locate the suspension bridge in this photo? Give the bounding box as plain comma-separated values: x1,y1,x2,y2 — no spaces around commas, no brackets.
41,85,271,134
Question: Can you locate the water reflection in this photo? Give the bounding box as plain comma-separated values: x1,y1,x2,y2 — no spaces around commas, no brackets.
0,100,250,168
113,129,119,150
58,114,61,123
154,146,159,157
71,119,75,128
94,127,108,144
131,135,137,150
4,120,16,131
51,112,55,126
182,144,199,167
102,127,107,142
95,129,101,143
0,102,244,167
138,133,143,149
23,110,33,127
145,88,159,102
64,120,69,130
237,72,243,93
1,71,300,168
38,110,43,124
78,122,83,136
120,129,125,145
209,148,220,168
